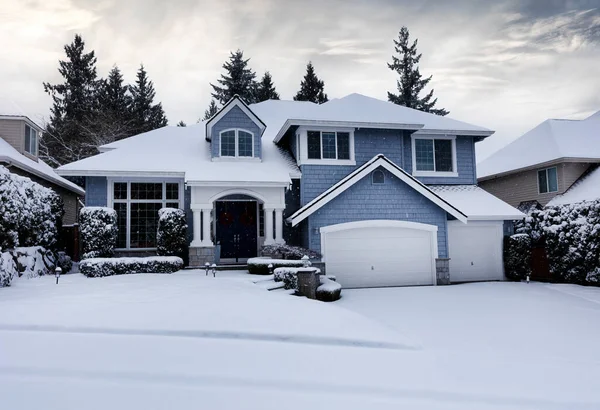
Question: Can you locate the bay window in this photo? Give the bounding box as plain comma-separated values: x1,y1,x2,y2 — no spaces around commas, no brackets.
112,181,182,249
412,136,457,176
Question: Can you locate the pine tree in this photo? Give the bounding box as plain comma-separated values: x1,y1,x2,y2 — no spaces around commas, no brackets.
201,99,219,121
210,50,257,105
130,64,168,134
41,34,101,165
387,27,448,116
176,120,186,127
293,62,328,104
95,65,134,142
255,71,280,102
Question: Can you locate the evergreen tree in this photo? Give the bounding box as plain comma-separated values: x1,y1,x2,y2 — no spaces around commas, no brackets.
293,62,328,104
210,50,257,105
41,34,101,165
387,27,448,116
130,64,168,134
255,71,280,102
95,65,134,142
176,120,186,127
202,99,219,121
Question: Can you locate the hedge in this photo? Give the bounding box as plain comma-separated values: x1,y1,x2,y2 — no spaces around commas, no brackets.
80,256,184,278
247,257,306,275
503,234,532,281
316,277,342,302
260,243,321,260
157,208,188,258
80,207,118,259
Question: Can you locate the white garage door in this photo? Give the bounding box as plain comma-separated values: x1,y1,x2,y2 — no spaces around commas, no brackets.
321,221,438,288
448,220,504,282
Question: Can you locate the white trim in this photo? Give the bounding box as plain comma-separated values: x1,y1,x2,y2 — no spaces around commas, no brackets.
297,126,356,165
411,134,458,177
218,128,255,158
414,129,494,137
319,220,439,286
206,97,266,141
289,154,468,226
186,180,289,188
57,169,185,178
537,166,558,194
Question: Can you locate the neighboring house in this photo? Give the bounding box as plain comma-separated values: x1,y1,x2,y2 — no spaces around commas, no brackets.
0,115,85,225
478,111,600,208
546,164,600,207
57,94,522,288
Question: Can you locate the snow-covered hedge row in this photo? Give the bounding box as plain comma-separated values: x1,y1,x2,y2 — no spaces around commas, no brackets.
0,166,63,250
316,276,342,302
518,199,600,285
157,208,188,258
80,256,184,278
260,243,321,260
0,246,65,287
247,257,306,275
503,234,532,281
0,251,17,287
80,207,118,260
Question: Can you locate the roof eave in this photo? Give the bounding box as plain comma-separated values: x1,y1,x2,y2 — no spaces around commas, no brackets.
478,157,600,181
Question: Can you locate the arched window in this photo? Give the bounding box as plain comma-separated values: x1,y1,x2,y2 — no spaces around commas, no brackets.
220,129,254,157
372,169,385,184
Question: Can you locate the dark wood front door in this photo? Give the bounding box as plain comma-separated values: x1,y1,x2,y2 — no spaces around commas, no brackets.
216,201,258,261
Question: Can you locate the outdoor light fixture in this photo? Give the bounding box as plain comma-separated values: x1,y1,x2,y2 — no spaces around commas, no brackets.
55,266,62,284
301,255,311,268
204,262,210,276
211,263,217,277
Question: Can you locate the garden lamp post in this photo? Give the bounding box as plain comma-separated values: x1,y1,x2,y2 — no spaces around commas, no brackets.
211,263,216,277
55,266,62,284
204,262,210,276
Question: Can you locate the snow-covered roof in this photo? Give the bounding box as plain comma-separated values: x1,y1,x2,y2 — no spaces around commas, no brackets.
478,113,600,179
429,185,525,220
547,165,600,206
57,123,300,185
0,138,84,195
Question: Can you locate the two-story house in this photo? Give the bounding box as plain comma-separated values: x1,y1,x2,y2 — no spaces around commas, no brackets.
57,94,522,288
477,111,600,210
0,115,85,225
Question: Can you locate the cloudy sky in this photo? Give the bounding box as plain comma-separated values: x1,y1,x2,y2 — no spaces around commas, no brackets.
2,0,599,159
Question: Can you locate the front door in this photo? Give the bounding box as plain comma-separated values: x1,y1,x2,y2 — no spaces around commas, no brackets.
216,201,258,261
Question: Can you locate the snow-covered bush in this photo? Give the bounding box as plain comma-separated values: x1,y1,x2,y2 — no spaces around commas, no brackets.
13,246,56,278
80,256,184,278
0,250,17,287
56,251,73,273
247,257,306,275
260,243,321,260
503,234,532,281
0,166,63,250
80,207,118,259
157,208,188,258
316,277,342,302
274,266,321,291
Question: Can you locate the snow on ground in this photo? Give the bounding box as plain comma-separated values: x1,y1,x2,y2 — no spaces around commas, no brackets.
1,274,600,409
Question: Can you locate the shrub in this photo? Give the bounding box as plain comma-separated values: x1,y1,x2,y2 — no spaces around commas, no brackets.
0,251,17,287
260,243,321,260
274,266,321,291
0,166,62,250
13,246,56,278
157,208,188,258
56,251,73,273
316,277,342,302
247,257,306,275
80,256,184,278
503,234,532,281
80,207,118,259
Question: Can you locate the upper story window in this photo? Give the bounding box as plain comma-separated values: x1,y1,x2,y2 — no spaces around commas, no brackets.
24,124,37,155
307,131,351,160
538,167,558,194
220,129,254,157
412,136,457,177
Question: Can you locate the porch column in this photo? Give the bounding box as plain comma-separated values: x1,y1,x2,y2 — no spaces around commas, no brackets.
264,207,275,245
274,208,284,244
191,209,201,246
201,208,213,246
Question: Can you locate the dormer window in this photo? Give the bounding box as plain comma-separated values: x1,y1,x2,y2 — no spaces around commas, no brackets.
24,124,37,155
220,129,254,157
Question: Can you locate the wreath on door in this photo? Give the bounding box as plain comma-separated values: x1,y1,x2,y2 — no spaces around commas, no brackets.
219,212,234,227
239,211,255,227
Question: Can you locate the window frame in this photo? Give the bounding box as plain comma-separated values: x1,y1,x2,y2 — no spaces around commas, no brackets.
108,180,184,250
411,135,458,177
372,169,385,184
298,127,355,165
537,167,558,194
219,128,254,158
24,124,37,156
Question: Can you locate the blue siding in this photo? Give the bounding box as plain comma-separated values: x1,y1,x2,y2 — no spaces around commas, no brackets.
211,106,262,159
354,129,405,166
85,177,107,206
306,167,448,257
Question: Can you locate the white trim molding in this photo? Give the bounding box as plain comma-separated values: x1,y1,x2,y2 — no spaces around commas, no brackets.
288,154,468,226
295,126,356,166
411,134,458,178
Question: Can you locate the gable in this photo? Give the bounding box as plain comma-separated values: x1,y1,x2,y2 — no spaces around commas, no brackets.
205,97,266,142
210,105,263,158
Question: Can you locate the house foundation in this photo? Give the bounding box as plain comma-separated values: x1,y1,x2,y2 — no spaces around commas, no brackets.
436,258,451,285
189,246,216,267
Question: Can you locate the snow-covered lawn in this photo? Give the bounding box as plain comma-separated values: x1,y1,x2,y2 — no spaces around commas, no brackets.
1,274,599,409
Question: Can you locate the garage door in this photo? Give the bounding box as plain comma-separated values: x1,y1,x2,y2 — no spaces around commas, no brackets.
321,221,438,288
447,221,504,282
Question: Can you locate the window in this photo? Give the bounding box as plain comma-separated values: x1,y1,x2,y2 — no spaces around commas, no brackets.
306,131,351,160
538,167,558,193
413,137,455,174
372,169,385,184
112,181,181,249
24,124,37,155
220,129,254,157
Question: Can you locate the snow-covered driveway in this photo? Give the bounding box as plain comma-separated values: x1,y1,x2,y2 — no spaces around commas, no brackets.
1,274,599,409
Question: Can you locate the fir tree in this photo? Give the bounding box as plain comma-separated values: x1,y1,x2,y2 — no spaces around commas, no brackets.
176,120,186,127
41,34,101,165
130,64,168,134
293,62,328,104
95,65,134,142
210,50,257,105
387,27,449,116
202,99,219,121
255,71,280,102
